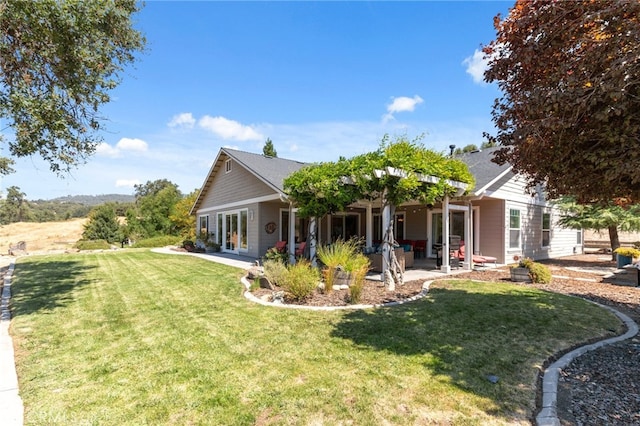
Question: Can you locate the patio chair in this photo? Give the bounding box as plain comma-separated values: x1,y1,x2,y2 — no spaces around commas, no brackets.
413,239,427,259
457,241,497,267
273,240,287,253
295,241,307,257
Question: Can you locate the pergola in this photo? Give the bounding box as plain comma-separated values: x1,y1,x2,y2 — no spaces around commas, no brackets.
282,166,472,289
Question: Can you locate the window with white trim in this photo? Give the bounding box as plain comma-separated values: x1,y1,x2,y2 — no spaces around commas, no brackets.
509,209,521,249
542,212,551,247
577,230,582,245
225,159,232,173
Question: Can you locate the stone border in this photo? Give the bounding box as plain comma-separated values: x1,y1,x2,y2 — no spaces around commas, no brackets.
535,301,638,426
0,262,24,426
240,275,433,311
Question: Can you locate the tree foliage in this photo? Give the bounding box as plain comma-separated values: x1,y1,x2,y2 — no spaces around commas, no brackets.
169,188,199,239
0,0,145,175
262,138,277,157
556,197,640,257
82,203,121,243
135,180,183,238
484,0,640,203
284,134,475,218
0,186,31,224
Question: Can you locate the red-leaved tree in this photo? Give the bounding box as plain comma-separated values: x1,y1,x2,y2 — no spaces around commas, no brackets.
484,0,640,204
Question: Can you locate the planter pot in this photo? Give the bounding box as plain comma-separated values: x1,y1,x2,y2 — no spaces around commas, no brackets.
510,267,532,283
617,254,633,269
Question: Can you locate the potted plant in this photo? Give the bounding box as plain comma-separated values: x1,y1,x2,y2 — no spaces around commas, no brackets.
510,257,552,284
614,247,640,268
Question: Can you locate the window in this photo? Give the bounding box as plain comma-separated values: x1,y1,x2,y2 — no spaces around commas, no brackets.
577,230,583,245
542,212,551,247
225,159,232,173
509,209,521,249
199,215,209,236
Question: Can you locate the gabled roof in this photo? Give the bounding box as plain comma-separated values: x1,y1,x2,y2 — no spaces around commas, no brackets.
191,146,514,214
190,148,307,214
456,147,513,196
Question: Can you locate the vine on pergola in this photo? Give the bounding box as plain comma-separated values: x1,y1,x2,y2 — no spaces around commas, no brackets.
283,134,475,289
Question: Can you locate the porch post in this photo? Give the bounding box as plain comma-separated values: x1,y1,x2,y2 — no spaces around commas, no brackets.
288,207,296,264
441,195,451,273
327,214,332,244
462,206,471,270
365,203,373,249
309,216,317,267
381,201,392,276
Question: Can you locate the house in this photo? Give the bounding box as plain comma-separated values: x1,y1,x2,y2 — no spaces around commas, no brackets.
190,147,582,267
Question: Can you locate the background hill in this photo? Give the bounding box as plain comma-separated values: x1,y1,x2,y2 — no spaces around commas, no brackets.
31,194,135,205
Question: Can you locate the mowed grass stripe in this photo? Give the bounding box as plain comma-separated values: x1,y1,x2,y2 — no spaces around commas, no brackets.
10,250,622,425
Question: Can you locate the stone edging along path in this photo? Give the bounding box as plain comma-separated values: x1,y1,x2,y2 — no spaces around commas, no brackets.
240,274,638,426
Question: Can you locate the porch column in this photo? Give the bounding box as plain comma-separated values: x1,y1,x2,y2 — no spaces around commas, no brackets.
288,207,296,264
462,206,471,270
309,216,317,267
326,214,332,244
441,195,451,273
365,203,373,249
381,202,392,275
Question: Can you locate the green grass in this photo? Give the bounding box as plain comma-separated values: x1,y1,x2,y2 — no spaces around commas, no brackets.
10,251,622,425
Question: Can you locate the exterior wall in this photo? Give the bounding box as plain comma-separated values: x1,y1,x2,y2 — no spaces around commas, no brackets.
198,157,275,210
493,175,579,262
195,157,282,260
258,201,289,256
404,206,429,240
471,199,505,264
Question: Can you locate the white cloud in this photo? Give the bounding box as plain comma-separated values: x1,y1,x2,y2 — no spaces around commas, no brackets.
383,95,424,123
117,138,148,152
463,48,489,84
168,112,196,129
96,138,148,158
95,142,120,158
115,179,140,188
198,115,264,141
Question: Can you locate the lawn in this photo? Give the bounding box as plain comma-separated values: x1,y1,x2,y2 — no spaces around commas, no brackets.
10,250,622,425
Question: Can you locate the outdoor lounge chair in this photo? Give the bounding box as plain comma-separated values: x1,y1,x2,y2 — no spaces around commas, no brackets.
457,241,497,267
295,241,307,257
273,240,287,253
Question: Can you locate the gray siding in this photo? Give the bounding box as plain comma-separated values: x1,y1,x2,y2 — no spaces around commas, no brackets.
473,199,505,264
200,157,276,209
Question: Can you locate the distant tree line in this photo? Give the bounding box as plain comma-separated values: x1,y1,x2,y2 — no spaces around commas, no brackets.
81,179,198,244
0,186,134,224
0,180,198,245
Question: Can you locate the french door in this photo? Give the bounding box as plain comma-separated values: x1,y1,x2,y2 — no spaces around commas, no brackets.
217,210,248,254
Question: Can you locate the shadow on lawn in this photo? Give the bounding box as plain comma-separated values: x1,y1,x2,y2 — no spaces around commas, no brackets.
10,258,96,316
330,285,615,419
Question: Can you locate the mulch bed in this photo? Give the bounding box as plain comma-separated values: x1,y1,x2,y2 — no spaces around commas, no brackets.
250,254,640,424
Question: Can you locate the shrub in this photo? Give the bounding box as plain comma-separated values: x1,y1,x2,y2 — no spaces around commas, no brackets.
281,259,320,302
514,257,552,284
75,239,111,250
527,262,552,284
348,259,370,304
264,247,288,264
263,259,288,287
131,235,183,248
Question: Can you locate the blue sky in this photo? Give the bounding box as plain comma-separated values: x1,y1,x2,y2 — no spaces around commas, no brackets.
3,1,512,200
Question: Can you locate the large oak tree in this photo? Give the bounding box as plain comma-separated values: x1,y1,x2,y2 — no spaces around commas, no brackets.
0,0,145,175
484,0,640,204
